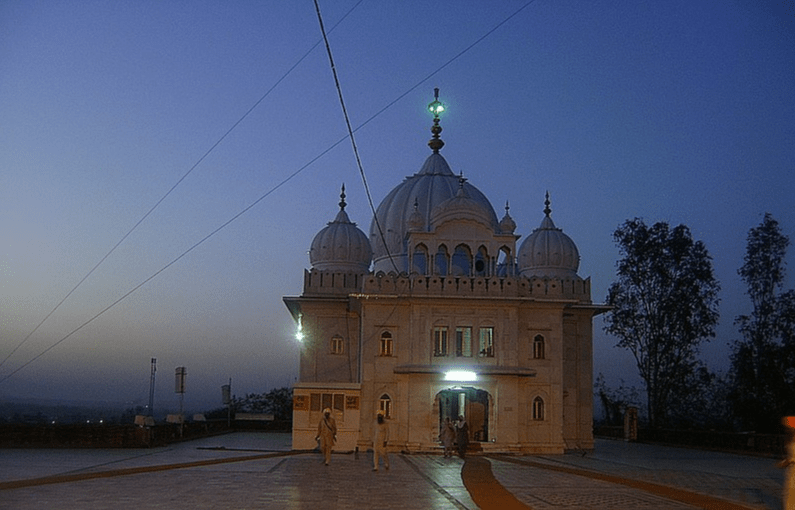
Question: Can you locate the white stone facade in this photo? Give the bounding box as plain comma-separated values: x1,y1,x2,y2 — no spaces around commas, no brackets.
284,108,606,454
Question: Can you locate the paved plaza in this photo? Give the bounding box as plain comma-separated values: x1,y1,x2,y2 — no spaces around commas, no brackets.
0,432,786,509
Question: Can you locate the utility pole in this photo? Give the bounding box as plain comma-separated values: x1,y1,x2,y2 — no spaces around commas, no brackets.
148,358,157,418
175,366,186,437
222,378,232,428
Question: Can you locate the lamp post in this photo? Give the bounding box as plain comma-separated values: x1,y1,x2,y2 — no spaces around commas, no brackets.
175,366,186,437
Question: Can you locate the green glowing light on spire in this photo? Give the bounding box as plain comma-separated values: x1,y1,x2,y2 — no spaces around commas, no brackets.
428,87,445,117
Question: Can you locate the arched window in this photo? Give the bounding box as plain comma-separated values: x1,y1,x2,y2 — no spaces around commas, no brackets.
380,331,393,357
379,394,392,419
474,246,489,276
532,397,545,421
412,244,428,275
451,244,472,276
434,245,449,276
533,335,545,360
496,247,512,276
330,335,344,355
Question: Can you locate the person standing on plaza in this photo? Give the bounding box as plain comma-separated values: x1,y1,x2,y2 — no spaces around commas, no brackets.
373,410,390,471
456,415,469,458
315,408,337,466
440,417,456,458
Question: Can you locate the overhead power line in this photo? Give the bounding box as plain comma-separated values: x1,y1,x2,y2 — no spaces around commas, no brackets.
0,0,537,384
313,0,400,274
0,1,366,372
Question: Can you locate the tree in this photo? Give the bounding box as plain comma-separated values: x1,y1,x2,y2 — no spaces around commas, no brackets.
231,387,293,422
604,219,720,428
729,213,795,431
594,373,642,426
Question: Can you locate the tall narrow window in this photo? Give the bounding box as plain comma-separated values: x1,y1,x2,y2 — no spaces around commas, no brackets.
533,335,545,359
456,327,472,357
380,331,393,356
533,397,545,421
451,244,471,276
412,244,428,275
475,246,489,276
330,335,344,355
434,327,448,357
379,394,392,419
496,247,511,276
435,245,449,276
479,327,494,357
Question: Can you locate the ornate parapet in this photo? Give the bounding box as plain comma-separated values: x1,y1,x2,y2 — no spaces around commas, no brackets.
303,269,367,296
358,272,592,302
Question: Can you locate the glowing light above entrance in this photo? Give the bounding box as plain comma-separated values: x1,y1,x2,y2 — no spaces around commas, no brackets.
444,370,477,382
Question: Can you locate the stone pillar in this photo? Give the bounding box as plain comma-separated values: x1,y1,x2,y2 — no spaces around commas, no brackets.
623,406,638,442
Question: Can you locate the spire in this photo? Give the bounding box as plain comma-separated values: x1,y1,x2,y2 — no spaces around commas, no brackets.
427,88,445,153
544,191,551,217
339,183,347,211
332,183,352,224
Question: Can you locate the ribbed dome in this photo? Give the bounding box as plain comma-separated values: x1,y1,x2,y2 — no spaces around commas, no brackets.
310,187,372,273
518,194,580,279
369,152,499,273
430,180,496,230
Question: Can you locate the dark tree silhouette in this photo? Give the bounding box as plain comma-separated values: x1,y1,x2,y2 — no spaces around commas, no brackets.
730,213,795,432
605,219,720,428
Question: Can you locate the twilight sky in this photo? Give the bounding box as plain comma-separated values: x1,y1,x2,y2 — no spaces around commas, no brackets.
1,1,794,413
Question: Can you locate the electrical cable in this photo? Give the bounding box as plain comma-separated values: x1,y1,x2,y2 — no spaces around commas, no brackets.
0,0,366,371
0,0,537,384
313,0,400,274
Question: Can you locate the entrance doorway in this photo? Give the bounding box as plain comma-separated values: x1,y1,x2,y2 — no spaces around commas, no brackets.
436,388,489,442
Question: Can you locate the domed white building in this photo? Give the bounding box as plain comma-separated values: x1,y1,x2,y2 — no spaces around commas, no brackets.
284,94,607,454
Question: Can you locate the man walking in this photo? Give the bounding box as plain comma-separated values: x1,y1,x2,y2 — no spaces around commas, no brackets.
315,408,337,465
373,410,390,471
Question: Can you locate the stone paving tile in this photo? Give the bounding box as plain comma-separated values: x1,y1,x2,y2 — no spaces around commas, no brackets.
0,435,786,509
489,458,697,509
1,453,474,509
526,448,782,510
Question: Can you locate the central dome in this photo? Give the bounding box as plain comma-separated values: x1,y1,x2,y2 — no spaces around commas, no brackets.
369,152,499,273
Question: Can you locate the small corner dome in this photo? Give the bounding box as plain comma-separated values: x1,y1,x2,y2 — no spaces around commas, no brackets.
309,187,372,272
518,195,580,279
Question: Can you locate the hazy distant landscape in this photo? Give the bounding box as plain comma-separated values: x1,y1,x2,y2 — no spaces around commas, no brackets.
0,396,217,425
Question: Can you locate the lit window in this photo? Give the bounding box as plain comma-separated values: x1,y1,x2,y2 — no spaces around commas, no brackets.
456,327,472,357
379,394,392,419
331,335,344,355
533,397,545,421
533,335,545,360
434,327,448,357
479,327,494,357
380,331,393,357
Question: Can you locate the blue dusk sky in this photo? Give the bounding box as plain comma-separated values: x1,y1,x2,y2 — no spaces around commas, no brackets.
1,1,794,412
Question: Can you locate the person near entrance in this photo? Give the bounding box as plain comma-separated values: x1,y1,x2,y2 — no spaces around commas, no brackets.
315,408,337,465
440,417,456,457
373,410,390,471
456,415,469,458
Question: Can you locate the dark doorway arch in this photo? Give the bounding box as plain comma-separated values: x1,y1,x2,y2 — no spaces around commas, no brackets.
436,387,490,442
